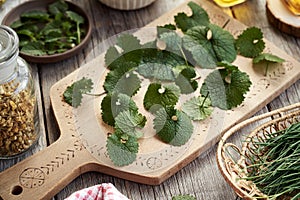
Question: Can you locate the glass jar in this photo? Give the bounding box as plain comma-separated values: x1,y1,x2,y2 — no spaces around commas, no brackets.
0,25,40,158
283,0,300,15
213,0,246,7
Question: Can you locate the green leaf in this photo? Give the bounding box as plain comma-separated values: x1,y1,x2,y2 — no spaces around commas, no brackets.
62,21,73,35
66,10,84,24
172,194,196,200
184,24,237,68
236,27,265,58
20,10,49,21
17,29,36,40
21,42,46,56
183,34,216,69
253,53,285,76
253,53,285,64
104,71,141,96
105,34,142,70
63,77,93,108
106,129,139,166
44,29,63,42
137,62,175,81
143,83,181,113
101,93,138,126
157,24,176,36
137,50,187,81
9,0,86,56
115,110,147,138
42,19,61,30
201,67,251,110
48,0,69,15
217,60,238,71
175,67,198,94
153,107,193,146
174,1,210,32
182,96,213,120
116,33,142,55
10,20,23,29
159,31,183,55
103,62,137,93
105,46,121,68
66,10,84,44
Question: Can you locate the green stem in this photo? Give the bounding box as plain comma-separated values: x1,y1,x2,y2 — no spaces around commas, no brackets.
200,92,209,108
85,91,106,97
178,44,188,66
265,62,269,76
77,23,81,44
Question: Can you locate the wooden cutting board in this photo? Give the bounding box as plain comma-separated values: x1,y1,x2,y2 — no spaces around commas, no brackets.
1,0,300,199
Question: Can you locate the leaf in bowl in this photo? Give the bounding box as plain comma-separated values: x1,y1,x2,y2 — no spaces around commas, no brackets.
2,0,91,63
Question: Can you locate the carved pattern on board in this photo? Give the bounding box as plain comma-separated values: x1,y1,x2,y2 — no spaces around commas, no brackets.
18,139,83,188
19,168,45,188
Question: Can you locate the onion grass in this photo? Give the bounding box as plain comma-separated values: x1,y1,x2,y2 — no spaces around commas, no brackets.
245,122,300,199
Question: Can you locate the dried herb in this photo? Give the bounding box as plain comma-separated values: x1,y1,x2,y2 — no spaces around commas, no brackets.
0,81,37,156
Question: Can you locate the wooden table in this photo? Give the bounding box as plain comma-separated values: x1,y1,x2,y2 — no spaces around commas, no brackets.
1,0,300,199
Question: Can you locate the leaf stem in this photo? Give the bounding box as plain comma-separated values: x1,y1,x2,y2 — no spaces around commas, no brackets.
192,76,201,81
265,62,269,77
77,23,81,44
85,91,106,97
178,43,188,66
200,92,209,108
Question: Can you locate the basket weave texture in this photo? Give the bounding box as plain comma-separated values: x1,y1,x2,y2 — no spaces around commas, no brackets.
217,103,300,199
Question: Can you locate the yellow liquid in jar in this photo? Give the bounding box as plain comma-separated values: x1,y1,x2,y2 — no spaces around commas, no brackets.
213,0,246,7
283,0,300,15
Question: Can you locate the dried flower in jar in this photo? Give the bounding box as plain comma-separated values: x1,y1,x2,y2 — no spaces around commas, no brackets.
0,81,37,156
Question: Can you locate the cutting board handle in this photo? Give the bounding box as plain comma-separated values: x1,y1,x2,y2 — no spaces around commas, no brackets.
0,135,94,200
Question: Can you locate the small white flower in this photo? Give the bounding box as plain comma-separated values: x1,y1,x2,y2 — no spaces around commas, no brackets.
206,29,213,40
158,86,165,94
116,99,121,106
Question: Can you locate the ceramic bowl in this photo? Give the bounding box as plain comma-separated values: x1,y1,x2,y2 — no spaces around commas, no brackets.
98,0,157,10
1,0,92,63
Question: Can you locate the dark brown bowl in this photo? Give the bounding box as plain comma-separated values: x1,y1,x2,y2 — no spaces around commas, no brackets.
1,0,92,63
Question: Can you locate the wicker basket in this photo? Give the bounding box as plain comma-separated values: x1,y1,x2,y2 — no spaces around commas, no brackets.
217,102,300,199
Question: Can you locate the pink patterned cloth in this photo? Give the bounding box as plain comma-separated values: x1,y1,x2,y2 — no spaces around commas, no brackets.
65,183,130,200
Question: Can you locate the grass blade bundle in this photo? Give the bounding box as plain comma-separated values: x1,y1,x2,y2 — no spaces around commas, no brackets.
246,122,300,199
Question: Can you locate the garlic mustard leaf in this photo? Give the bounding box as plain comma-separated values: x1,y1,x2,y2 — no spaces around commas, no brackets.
106,129,139,166
104,71,141,97
236,27,265,58
182,96,213,120
201,67,251,110
105,34,142,70
115,110,146,138
174,1,210,32
63,77,93,108
184,24,237,68
137,50,187,81
153,107,193,146
143,83,181,113
103,62,140,96
157,24,176,36
172,195,196,200
159,32,183,55
253,53,285,64
175,67,198,94
101,93,138,126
